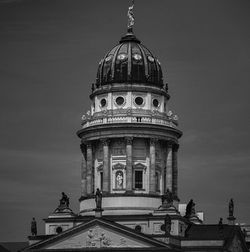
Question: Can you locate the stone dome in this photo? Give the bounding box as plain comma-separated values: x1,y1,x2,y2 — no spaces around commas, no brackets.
96,32,163,87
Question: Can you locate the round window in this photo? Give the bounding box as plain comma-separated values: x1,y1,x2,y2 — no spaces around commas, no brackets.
153,98,159,108
135,96,144,106
115,96,125,106
135,225,142,233
160,224,165,232
148,56,155,62
105,55,112,62
133,54,142,61
117,53,127,61
100,98,107,107
56,226,63,234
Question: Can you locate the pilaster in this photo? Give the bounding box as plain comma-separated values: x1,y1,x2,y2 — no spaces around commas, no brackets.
80,143,87,197
149,138,157,193
125,137,133,192
172,144,179,197
102,138,110,194
86,142,93,195
166,142,173,192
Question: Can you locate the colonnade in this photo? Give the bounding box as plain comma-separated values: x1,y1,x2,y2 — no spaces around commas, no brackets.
80,138,179,198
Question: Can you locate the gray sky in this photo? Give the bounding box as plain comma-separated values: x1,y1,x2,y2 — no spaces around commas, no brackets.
0,0,250,241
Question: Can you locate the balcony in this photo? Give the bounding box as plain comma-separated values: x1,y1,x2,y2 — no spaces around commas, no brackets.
81,109,178,129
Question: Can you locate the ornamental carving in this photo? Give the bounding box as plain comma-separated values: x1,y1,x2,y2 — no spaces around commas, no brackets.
112,163,126,170
150,138,158,145
96,164,103,171
125,137,133,145
85,227,130,248
100,138,110,146
86,228,111,248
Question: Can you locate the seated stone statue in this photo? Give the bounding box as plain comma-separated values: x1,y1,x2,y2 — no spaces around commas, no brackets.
161,189,173,208
59,192,69,208
185,199,195,218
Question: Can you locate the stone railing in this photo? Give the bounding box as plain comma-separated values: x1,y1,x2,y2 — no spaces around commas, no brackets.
81,109,178,129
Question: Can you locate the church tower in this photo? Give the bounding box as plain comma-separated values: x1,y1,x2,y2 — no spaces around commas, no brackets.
77,8,182,216
25,4,249,251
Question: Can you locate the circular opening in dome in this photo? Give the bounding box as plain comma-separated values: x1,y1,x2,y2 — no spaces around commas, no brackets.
100,98,107,107
135,96,144,106
148,56,155,62
133,54,142,61
105,55,112,62
135,225,142,233
115,96,125,106
153,99,159,108
117,53,127,61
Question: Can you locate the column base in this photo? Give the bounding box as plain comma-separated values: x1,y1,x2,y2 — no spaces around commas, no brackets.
227,216,236,225
93,208,104,218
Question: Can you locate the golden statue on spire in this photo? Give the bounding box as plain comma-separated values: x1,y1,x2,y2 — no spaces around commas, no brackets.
127,0,135,31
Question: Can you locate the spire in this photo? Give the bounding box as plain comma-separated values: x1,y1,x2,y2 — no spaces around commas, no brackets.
127,0,135,33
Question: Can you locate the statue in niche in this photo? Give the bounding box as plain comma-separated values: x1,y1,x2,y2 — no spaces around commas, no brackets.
185,199,195,218
116,171,123,189
59,192,69,208
95,188,102,209
229,198,234,217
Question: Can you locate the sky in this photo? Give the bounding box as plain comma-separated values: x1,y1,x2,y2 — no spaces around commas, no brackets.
0,0,250,242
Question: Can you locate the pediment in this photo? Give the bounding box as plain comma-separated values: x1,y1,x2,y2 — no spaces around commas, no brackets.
27,218,168,250
112,163,126,170
133,163,147,170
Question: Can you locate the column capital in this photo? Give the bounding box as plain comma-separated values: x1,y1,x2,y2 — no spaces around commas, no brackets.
166,141,173,149
80,143,86,152
100,138,110,146
173,144,179,151
150,138,158,146
125,137,133,145
85,141,92,148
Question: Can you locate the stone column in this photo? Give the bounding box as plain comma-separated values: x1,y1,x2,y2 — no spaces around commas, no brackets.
172,144,179,197
80,143,87,197
86,142,93,195
166,142,173,192
102,139,110,194
149,138,157,193
125,137,133,192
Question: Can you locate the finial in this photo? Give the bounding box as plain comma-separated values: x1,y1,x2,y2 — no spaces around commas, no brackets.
127,0,135,33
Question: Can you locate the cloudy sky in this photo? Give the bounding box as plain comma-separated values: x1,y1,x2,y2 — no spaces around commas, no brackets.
0,0,249,241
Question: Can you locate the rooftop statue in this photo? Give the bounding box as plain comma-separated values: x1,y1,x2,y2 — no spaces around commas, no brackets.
161,189,174,209
59,192,69,208
185,199,195,218
95,188,102,210
31,217,37,236
127,0,135,30
229,198,234,217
